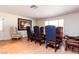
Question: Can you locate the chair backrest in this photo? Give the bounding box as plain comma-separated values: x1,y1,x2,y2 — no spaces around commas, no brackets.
56,27,63,34
56,27,63,39
45,25,56,41
40,27,44,34
33,26,40,38
26,26,32,37
10,26,18,35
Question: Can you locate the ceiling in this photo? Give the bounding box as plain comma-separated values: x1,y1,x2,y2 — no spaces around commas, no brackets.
0,5,79,19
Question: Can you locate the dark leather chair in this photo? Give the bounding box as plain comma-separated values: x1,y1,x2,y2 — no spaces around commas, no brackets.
26,26,34,41
45,25,61,52
33,26,45,45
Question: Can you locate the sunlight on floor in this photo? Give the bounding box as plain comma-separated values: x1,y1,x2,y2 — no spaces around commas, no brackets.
0,37,76,54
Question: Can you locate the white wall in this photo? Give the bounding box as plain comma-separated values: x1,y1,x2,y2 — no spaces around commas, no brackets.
62,12,79,36
0,12,36,40
0,11,79,40
37,12,79,36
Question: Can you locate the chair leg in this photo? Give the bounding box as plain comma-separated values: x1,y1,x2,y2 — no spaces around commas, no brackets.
55,46,59,52
65,44,68,51
46,44,48,48
27,38,30,41
40,41,43,46
55,47,58,52
78,48,79,54
40,43,42,46
31,40,32,42
35,40,37,44
54,44,59,52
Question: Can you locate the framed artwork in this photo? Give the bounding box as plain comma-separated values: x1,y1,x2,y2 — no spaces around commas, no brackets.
18,18,32,30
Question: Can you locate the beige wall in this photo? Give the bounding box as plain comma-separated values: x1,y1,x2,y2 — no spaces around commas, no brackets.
36,12,79,36
0,12,36,40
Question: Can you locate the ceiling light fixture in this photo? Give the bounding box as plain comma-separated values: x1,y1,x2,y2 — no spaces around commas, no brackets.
30,5,37,9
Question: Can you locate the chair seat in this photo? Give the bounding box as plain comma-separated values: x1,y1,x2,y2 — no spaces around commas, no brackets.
47,40,56,44
12,34,22,38
11,34,22,39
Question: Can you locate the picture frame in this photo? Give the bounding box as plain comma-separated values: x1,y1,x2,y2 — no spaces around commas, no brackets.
18,18,32,30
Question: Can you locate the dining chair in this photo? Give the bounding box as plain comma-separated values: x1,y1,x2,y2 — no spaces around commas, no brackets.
33,26,45,45
26,26,34,41
45,25,61,52
56,27,63,43
40,26,45,44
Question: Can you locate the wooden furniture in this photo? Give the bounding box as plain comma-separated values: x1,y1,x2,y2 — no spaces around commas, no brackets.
56,27,63,43
65,35,79,53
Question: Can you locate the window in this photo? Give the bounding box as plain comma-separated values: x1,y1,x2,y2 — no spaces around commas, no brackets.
58,19,64,27
45,19,64,27
0,19,3,31
49,20,58,27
